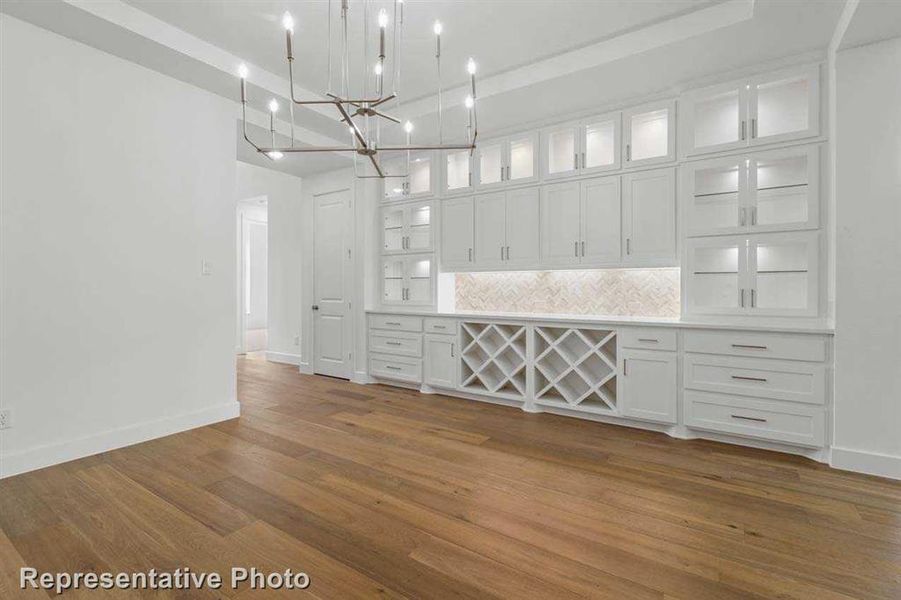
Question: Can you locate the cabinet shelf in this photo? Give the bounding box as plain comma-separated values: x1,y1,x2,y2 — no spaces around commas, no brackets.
460,322,528,399
533,326,618,413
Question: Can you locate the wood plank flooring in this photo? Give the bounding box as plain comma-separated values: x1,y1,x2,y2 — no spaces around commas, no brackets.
2,355,900,598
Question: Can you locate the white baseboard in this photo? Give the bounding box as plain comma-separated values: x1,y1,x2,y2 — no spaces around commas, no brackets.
0,401,240,479
298,361,314,375
265,351,301,366
830,447,901,481
352,371,374,385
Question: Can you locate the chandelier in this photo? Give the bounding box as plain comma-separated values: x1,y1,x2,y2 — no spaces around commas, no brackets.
238,0,479,178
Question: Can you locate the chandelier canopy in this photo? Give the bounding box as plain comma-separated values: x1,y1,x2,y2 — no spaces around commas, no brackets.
238,0,479,179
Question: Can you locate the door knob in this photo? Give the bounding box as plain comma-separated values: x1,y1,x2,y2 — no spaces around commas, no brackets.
312,305,319,311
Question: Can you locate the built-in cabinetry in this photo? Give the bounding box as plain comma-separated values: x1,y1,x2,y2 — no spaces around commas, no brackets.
680,65,820,157
623,100,676,167
475,132,540,189
381,200,432,253
381,254,435,306
473,187,540,268
540,177,620,267
619,328,679,424
443,149,473,196
382,152,436,202
541,112,622,180
622,167,677,265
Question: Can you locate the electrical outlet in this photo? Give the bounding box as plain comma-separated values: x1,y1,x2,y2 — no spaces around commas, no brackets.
0,409,11,430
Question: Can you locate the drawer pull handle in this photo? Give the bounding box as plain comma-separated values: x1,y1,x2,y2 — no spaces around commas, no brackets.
433,325,446,329
385,365,402,371
731,414,767,423
731,375,767,382
385,321,402,326
731,344,767,350
386,341,402,346
637,338,659,343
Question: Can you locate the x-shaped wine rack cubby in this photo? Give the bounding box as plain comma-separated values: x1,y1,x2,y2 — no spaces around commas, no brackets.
460,322,528,399
533,326,618,413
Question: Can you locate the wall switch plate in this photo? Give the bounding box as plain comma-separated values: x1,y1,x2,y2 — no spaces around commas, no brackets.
201,260,212,276
0,409,11,430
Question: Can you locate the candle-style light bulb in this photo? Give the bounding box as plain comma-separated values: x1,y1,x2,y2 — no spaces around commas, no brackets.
467,58,476,75
237,63,248,79
404,121,414,134
378,8,389,28
268,99,279,113
433,20,442,36
282,12,294,32
268,151,283,160
374,63,383,75
464,95,474,109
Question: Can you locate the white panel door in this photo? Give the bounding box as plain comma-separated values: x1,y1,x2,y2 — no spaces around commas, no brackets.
441,196,474,270
313,189,352,379
581,176,621,266
540,181,581,267
620,349,678,424
474,192,506,268
504,187,540,268
424,334,457,388
622,167,676,265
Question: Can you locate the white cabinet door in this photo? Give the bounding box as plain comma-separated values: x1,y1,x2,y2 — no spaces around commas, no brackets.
424,334,457,388
581,176,621,266
407,151,436,199
622,167,676,265
505,187,540,267
405,201,433,253
381,256,406,304
475,139,505,190
684,236,750,316
404,254,434,306
748,231,819,317
748,145,819,233
507,131,539,185
581,112,621,174
541,121,580,180
623,100,675,167
749,65,819,146
540,181,581,267
441,196,474,270
474,191,507,268
444,149,473,195
381,204,407,253
620,349,678,424
682,155,747,237
680,80,748,156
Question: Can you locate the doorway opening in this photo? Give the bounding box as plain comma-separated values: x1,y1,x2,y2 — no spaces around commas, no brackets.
238,196,268,357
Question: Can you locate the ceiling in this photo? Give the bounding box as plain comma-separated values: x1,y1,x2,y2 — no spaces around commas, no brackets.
2,0,877,177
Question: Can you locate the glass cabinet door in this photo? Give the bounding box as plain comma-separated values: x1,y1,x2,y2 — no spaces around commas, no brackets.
476,140,504,188
683,82,747,155
406,203,432,252
405,256,433,305
685,237,748,315
382,157,408,202
684,157,746,237
624,101,674,166
407,152,433,197
749,145,818,233
581,115,619,173
382,257,406,303
542,123,579,180
749,233,818,316
381,205,406,252
750,66,819,145
507,132,537,183
445,150,472,194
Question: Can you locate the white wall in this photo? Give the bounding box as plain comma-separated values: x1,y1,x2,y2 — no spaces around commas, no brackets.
832,35,901,479
0,16,238,477
235,162,303,363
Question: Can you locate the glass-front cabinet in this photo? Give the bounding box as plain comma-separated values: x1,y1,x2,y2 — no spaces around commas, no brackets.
474,132,539,190
382,151,436,202
381,254,434,306
443,149,473,195
541,112,621,180
623,100,675,167
681,64,819,157
684,145,819,237
685,232,818,317
381,200,432,254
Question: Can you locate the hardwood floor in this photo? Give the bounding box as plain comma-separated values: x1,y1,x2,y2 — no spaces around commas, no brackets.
2,356,900,598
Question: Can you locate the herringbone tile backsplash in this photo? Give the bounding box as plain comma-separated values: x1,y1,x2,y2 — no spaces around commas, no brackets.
455,269,680,317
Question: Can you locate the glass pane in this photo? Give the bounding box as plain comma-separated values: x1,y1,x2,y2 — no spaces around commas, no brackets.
547,128,575,174
754,154,809,227
630,108,668,161
407,205,431,251
755,241,808,310
382,207,405,252
509,136,534,180
757,76,809,138
692,244,740,309
693,89,740,148
382,258,405,302
407,258,431,303
691,162,741,231
479,143,503,185
446,151,470,190
584,120,615,169
409,155,431,195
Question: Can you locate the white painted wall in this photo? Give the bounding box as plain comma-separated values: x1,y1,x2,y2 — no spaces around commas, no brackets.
832,35,901,479
0,16,238,477
235,162,303,364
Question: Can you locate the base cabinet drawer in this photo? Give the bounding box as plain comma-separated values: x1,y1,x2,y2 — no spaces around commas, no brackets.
369,354,422,383
370,314,423,333
620,328,678,352
684,354,825,404
683,330,827,362
424,318,457,335
369,330,422,358
684,390,825,447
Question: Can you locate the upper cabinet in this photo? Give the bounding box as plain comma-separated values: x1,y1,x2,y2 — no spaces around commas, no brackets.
440,196,474,270
443,149,473,196
473,188,540,269
681,65,820,157
623,100,675,167
381,254,435,306
541,112,621,181
540,176,621,268
381,200,432,254
622,167,677,266
382,151,436,202
474,132,539,190
683,145,819,237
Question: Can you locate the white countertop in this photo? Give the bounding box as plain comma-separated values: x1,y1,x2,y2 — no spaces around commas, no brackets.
366,308,835,334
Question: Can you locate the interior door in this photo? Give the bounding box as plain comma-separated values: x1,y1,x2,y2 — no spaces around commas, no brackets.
540,181,581,267
504,187,540,267
441,196,474,270
622,167,676,265
313,189,352,378
581,176,621,266
474,192,506,268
